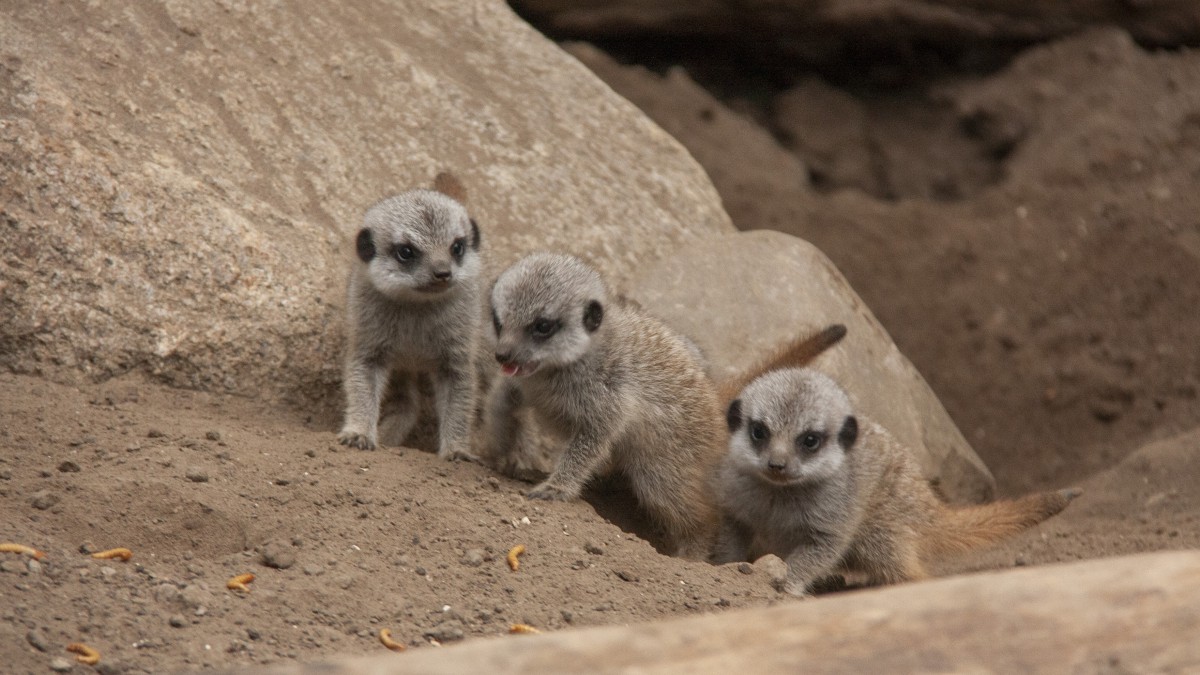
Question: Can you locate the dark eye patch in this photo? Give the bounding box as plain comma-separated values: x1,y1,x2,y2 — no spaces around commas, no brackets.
529,317,560,340
747,420,770,449
796,431,825,452
393,243,420,263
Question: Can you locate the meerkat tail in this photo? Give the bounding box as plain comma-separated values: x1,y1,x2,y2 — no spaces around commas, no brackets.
921,488,1082,558
433,171,468,203
718,324,847,402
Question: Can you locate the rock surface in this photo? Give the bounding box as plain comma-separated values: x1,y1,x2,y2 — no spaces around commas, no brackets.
515,0,1200,48
0,0,731,406
250,551,1200,674
631,230,993,502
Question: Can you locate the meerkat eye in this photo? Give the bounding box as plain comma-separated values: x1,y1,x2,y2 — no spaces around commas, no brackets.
748,421,770,444
530,318,559,339
797,432,824,451
450,238,466,259
393,244,418,262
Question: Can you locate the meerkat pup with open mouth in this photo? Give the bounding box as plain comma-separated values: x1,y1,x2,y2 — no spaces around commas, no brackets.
337,173,482,460
715,367,1080,596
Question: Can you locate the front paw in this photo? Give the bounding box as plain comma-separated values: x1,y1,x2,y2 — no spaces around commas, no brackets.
776,578,811,598
337,430,376,450
526,481,578,501
438,446,479,463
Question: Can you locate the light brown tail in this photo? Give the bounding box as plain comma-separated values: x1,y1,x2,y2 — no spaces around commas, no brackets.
921,488,1082,558
717,324,847,402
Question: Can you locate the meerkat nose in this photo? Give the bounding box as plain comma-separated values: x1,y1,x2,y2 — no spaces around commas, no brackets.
767,459,787,472
495,351,513,365
432,266,452,281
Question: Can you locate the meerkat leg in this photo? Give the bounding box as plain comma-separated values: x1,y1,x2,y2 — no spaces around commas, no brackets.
432,362,478,461
527,426,614,501
338,356,389,450
481,378,528,473
780,534,851,598
377,373,420,447
711,516,754,565
626,462,715,559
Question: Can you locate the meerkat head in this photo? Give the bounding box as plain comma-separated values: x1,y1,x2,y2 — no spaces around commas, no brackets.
725,368,859,486
489,253,607,378
354,188,481,302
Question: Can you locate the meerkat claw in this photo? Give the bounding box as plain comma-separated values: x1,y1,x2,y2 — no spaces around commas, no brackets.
337,431,376,450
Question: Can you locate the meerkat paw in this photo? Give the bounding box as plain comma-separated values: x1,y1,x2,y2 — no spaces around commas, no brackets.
437,446,479,463
337,430,377,451
773,577,811,598
526,481,579,501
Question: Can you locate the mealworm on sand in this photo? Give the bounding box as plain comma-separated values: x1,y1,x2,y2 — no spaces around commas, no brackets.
66,642,101,665
0,543,46,560
506,544,525,571
379,628,406,652
90,547,133,561
226,573,255,593
509,624,541,634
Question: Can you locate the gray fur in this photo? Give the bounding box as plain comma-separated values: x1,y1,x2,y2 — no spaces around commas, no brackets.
713,368,931,596
483,253,723,559
337,186,483,460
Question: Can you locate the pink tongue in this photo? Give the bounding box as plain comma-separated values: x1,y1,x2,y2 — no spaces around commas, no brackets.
501,363,520,376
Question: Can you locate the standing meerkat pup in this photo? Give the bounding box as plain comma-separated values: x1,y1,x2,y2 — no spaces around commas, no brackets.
482,253,845,559
337,173,482,460
715,368,1080,596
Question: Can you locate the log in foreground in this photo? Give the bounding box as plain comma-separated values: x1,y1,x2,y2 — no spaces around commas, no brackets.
255,551,1200,674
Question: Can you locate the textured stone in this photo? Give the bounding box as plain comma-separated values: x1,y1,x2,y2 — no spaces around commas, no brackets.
0,0,731,406
629,230,994,502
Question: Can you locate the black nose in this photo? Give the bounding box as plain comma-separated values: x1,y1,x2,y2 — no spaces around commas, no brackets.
433,268,452,281
495,352,512,364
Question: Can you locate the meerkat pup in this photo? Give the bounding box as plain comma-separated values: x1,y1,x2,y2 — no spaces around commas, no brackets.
337,173,482,460
482,253,724,558
714,368,1080,596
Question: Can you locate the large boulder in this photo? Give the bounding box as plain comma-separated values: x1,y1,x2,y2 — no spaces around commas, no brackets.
629,230,994,503
0,0,732,405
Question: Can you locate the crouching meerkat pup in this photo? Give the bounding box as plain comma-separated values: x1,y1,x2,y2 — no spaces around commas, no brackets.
714,368,1080,595
482,252,845,559
337,173,482,460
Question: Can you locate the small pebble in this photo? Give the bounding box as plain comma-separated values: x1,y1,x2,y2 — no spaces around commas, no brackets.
58,461,81,473
614,570,638,582
205,431,221,441
147,428,166,438
584,542,604,555
260,541,296,570
460,549,486,567
30,489,60,510
184,469,209,483
26,628,50,652
49,657,73,672
27,558,42,574
737,562,754,575
169,614,187,628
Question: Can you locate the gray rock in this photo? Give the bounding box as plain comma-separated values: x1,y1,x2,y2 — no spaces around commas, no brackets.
30,489,60,510
629,230,995,503
184,469,209,483
260,541,297,570
0,0,730,406
169,614,187,628
49,657,73,672
26,627,50,652
57,460,81,473
460,549,486,567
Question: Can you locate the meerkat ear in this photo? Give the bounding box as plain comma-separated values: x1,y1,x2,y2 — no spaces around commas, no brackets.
355,228,375,262
433,171,467,203
469,218,481,250
726,399,743,432
583,300,603,332
838,415,858,450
